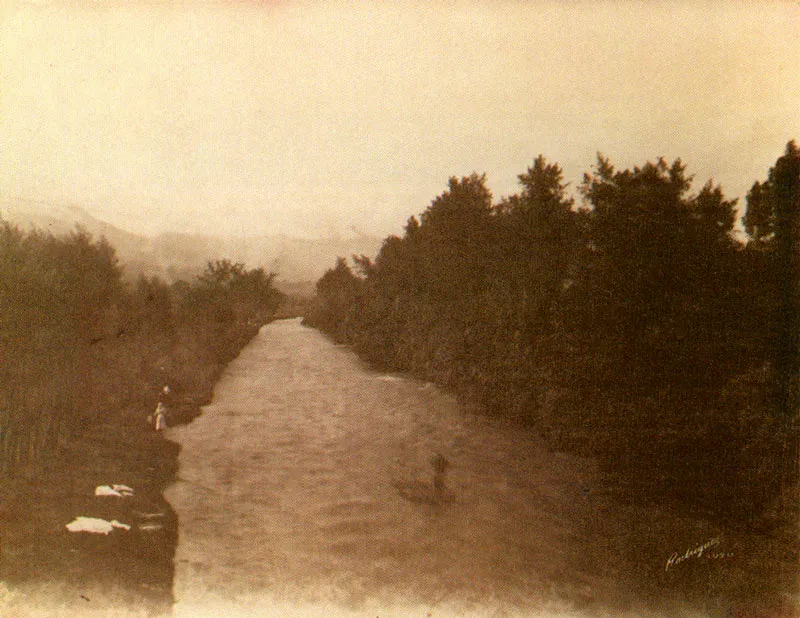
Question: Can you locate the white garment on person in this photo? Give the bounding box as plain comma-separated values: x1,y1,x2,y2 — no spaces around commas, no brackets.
154,402,168,430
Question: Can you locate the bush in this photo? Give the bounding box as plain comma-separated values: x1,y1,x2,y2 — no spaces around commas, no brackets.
0,224,283,477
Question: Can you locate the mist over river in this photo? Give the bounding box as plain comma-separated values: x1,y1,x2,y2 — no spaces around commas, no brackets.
164,319,725,618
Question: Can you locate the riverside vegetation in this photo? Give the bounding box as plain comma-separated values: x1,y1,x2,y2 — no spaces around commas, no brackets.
0,223,283,613
305,144,799,604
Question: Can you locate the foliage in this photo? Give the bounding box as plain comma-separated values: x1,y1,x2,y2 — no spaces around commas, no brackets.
743,140,800,493
307,144,798,521
0,224,283,476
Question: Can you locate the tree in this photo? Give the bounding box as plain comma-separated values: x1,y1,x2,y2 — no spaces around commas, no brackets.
185,259,281,325
306,257,363,340
576,155,739,385
494,155,578,339
743,141,800,406
743,141,800,492
744,141,800,248
412,173,494,304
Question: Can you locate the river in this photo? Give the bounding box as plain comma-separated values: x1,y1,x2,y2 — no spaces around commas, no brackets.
164,318,727,618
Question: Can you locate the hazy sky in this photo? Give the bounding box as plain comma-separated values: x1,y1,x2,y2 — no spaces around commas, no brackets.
2,1,798,238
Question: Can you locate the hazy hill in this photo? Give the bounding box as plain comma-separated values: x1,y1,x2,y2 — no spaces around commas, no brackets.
149,231,382,287
1,198,382,288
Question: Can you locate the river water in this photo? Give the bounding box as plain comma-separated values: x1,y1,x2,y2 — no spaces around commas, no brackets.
164,319,720,618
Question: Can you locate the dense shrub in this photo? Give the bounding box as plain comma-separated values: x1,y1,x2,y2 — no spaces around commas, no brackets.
305,144,799,521
0,224,283,476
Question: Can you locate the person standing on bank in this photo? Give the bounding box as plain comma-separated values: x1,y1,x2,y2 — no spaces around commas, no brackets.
153,401,167,431
151,385,170,431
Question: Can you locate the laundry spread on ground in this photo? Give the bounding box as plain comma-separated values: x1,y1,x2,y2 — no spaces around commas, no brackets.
94,484,135,498
65,517,131,535
65,485,138,534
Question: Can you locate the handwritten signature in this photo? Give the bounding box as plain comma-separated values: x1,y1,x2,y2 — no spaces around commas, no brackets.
665,537,734,571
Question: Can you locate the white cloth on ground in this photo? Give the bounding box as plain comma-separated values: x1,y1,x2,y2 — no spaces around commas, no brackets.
65,516,131,534
94,484,135,497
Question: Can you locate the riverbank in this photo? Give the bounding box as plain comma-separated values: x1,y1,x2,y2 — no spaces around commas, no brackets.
0,322,265,617
0,419,178,616
1,225,284,616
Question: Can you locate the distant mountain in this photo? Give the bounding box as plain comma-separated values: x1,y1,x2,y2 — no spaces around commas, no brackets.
148,231,383,286
2,198,139,246
1,198,383,288
1,198,165,278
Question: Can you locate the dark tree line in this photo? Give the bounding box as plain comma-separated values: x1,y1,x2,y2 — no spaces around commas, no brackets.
305,142,800,520
0,223,284,476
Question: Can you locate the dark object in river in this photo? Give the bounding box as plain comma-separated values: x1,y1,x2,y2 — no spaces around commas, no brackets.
395,453,454,505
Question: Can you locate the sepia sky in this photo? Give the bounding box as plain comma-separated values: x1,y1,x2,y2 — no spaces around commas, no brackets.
1,1,798,238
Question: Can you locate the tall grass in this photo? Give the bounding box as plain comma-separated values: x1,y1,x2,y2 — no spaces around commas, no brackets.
0,223,283,477
0,222,285,607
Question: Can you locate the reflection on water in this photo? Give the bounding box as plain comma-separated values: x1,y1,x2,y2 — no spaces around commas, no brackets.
165,318,715,618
